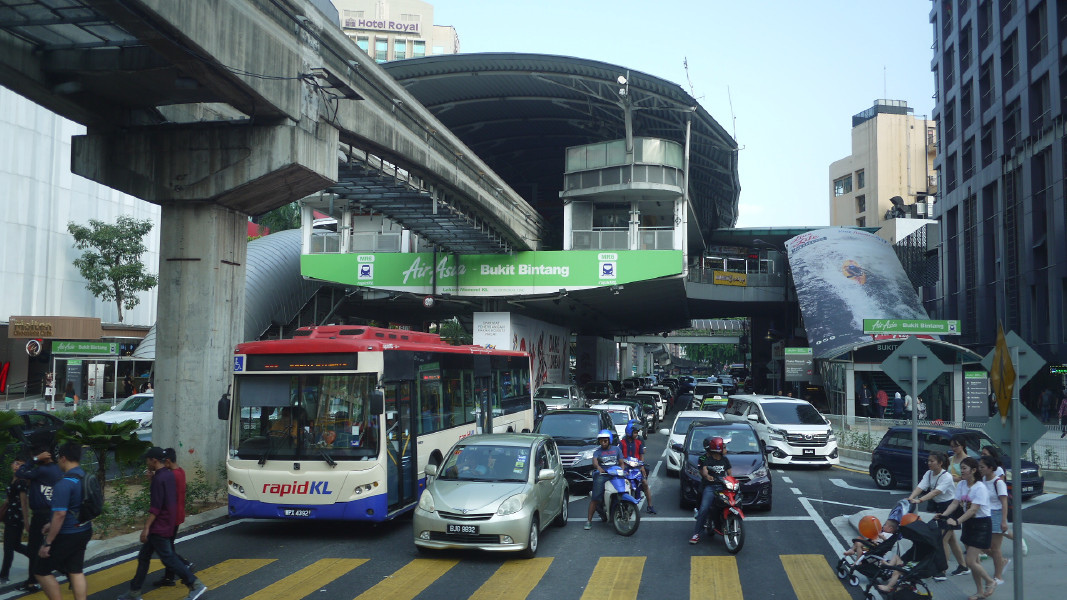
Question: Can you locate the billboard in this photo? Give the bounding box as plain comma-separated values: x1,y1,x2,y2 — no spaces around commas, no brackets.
473,313,569,386
785,228,933,360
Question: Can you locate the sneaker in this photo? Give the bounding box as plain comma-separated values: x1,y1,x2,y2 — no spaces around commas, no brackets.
933,572,947,582
152,577,177,587
184,581,207,600
689,534,700,544
994,577,1005,586
583,521,591,530
15,583,40,592
646,506,657,515
951,565,971,576
116,591,143,600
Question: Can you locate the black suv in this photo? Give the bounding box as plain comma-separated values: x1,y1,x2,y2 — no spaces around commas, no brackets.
869,425,1045,499
8,410,64,446
583,381,616,404
534,408,616,491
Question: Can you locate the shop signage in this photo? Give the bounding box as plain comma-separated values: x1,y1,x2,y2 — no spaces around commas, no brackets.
1049,364,1067,375
784,347,813,382
302,250,682,296
963,371,989,423
862,319,961,335
10,318,54,337
712,270,747,287
53,341,118,355
343,18,420,33
8,316,102,339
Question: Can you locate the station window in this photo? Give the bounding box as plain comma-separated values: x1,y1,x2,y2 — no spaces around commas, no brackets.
856,169,865,189
413,40,426,58
833,175,853,196
856,194,866,213
856,216,866,227
356,36,369,53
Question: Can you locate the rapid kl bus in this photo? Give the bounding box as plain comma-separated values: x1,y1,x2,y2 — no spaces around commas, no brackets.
218,325,534,521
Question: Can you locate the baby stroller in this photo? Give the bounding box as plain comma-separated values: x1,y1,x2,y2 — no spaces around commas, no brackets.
875,518,947,600
836,499,908,590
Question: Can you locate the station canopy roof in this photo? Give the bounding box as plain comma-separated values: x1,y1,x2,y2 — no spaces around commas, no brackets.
382,53,740,253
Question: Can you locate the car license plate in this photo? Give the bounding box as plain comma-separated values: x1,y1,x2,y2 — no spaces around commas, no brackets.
283,508,313,517
447,523,479,535
1022,485,1034,493
803,448,815,455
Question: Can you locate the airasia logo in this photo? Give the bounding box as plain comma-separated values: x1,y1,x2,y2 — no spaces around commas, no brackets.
262,481,333,497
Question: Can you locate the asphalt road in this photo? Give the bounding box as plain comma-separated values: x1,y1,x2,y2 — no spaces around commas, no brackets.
7,408,1063,600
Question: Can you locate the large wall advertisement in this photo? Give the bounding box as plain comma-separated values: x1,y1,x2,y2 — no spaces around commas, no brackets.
473,313,569,387
785,228,933,360
301,250,683,296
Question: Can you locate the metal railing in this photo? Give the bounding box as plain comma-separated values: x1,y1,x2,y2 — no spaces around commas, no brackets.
686,267,785,287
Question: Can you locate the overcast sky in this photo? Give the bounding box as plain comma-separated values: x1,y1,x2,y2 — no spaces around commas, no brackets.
429,0,936,228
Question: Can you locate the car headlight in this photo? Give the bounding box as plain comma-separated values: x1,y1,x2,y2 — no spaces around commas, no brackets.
826,431,836,442
1035,466,1042,478
751,466,768,479
497,493,527,516
417,490,435,513
768,428,786,442
578,449,595,461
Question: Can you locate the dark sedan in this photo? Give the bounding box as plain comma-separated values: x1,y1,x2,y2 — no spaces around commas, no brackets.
8,410,64,445
675,422,772,511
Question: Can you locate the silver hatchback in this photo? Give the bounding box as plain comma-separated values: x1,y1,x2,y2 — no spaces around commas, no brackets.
413,433,569,558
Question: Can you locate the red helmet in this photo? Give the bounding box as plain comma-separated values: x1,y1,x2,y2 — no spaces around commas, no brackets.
703,436,725,452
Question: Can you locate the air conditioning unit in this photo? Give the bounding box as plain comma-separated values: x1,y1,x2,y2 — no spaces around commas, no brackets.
915,202,927,216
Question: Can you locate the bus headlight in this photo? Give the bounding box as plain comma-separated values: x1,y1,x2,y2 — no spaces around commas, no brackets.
497,493,527,516
417,490,435,513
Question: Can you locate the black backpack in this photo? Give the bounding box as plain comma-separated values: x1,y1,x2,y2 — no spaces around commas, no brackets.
66,472,104,522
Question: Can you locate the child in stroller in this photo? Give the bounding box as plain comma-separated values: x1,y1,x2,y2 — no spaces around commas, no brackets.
835,499,909,590
876,518,949,599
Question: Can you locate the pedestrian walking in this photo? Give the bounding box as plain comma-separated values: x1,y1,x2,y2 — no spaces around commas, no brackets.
1059,392,1067,438
153,448,192,588
0,454,31,583
875,389,889,419
892,392,905,420
936,457,996,600
859,384,872,418
1040,387,1055,423
916,396,927,421
14,444,63,593
116,447,206,600
33,442,93,600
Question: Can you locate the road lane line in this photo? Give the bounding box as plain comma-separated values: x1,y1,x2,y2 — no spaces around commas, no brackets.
580,556,645,600
832,464,868,474
791,487,802,495
781,476,793,483
806,498,877,510
617,515,813,522
240,558,365,600
690,556,741,599
798,496,846,556
829,478,899,493
469,558,552,600
780,554,851,600
353,558,458,600
150,559,275,600
1022,493,1060,509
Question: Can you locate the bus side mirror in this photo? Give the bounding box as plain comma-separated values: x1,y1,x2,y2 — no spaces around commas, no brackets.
217,392,230,421
370,390,384,415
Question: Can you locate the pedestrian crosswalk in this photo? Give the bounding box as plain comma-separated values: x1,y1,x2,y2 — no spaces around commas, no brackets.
14,553,854,599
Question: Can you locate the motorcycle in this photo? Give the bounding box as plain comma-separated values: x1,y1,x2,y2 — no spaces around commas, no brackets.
600,456,644,536
701,475,745,553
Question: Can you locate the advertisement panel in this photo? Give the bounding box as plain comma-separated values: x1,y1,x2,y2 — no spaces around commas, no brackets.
712,271,747,286
473,313,569,386
862,319,961,335
301,250,682,296
785,228,933,359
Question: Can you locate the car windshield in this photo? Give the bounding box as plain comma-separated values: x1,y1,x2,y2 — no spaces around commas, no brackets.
118,395,153,412
688,427,761,453
437,444,530,482
604,409,632,425
536,414,602,440
584,383,610,396
672,416,702,435
534,387,569,399
761,402,826,425
695,385,722,395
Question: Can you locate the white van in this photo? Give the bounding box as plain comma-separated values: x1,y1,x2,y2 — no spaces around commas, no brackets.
722,395,838,467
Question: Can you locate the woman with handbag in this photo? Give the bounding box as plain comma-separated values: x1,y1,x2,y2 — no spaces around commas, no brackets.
938,457,997,600
907,451,967,580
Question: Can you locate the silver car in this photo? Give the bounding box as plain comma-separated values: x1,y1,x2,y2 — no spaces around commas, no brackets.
413,433,569,558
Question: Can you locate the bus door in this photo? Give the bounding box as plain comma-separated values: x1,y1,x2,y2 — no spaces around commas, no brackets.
383,381,418,510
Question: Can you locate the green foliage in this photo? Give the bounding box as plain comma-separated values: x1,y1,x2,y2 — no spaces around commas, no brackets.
57,420,151,492
67,216,157,322
0,411,24,449
438,318,472,345
834,427,876,452
256,202,301,234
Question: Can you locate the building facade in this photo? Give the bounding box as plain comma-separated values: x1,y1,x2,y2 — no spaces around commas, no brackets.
930,0,1066,363
332,0,458,62
830,100,938,228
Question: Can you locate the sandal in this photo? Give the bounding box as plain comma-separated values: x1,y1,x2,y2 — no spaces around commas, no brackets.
980,580,998,598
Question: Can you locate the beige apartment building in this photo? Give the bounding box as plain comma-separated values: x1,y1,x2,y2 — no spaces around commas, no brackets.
332,0,458,62
829,100,937,228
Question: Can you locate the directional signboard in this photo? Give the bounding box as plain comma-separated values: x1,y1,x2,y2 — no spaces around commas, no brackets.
784,347,814,382
982,403,1046,456
879,336,947,398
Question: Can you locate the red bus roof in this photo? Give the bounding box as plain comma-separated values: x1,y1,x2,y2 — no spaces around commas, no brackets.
235,325,527,357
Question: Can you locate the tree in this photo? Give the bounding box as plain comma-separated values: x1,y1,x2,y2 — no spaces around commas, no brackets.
67,216,158,322
57,420,151,494
255,202,301,234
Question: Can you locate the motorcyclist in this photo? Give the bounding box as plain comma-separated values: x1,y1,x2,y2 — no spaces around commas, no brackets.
619,420,656,514
689,436,732,544
585,429,622,530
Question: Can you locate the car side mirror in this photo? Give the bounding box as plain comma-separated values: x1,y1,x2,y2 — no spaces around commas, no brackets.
671,442,684,453
424,464,438,477
659,428,670,435
537,468,556,482
747,413,759,422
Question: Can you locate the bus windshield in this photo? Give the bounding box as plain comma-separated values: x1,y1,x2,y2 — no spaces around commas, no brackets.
231,373,379,461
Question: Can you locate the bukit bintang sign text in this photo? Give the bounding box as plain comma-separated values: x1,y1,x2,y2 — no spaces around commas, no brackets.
344,18,420,33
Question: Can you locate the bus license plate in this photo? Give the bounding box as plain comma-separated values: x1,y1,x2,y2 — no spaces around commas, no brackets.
803,448,815,455
447,524,478,535
284,508,313,517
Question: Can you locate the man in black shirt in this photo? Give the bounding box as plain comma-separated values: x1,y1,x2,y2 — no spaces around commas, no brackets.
689,436,732,544
15,444,63,592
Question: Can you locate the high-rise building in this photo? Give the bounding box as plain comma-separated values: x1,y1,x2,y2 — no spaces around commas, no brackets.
829,100,938,229
332,0,458,62
930,0,1065,361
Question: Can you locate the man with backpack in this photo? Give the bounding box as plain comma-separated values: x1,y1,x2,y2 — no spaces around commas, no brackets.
34,442,92,600
117,447,206,600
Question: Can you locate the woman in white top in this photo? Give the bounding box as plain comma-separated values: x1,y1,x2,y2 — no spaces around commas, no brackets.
979,455,1010,586
907,451,965,578
938,457,996,600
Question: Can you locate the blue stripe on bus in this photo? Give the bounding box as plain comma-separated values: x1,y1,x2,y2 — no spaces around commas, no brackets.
228,477,427,521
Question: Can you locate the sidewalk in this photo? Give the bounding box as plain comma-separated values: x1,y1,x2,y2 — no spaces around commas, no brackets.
0,506,229,591
834,455,1066,600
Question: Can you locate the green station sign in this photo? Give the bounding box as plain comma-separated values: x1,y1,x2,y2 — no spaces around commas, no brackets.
52,341,118,355
862,319,961,336
301,250,684,295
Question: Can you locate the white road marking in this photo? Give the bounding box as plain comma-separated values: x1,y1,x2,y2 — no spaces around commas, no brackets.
798,496,846,556
570,515,815,522
806,497,878,510
1022,493,1060,509
791,487,802,495
780,476,793,484
830,478,899,493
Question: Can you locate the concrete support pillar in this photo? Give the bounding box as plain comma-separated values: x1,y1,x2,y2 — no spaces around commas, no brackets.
619,343,631,377
153,204,246,482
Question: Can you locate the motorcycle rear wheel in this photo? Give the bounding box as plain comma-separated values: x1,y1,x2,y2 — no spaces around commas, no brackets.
612,500,641,536
723,514,744,554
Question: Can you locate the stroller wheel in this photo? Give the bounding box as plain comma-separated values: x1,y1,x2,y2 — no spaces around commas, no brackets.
836,560,849,579
849,574,860,587
864,592,877,600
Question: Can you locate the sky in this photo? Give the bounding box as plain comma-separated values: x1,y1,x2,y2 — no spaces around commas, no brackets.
429,0,936,228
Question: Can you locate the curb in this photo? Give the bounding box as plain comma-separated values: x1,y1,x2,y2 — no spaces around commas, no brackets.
85,506,231,561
